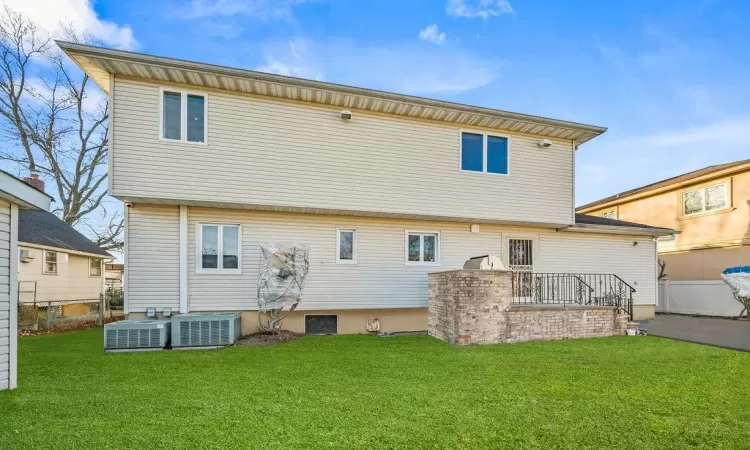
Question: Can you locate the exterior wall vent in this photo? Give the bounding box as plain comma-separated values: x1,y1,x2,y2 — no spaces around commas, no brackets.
171,313,241,347
104,320,171,350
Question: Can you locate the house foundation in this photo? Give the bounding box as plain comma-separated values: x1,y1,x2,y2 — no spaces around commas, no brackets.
428,270,628,345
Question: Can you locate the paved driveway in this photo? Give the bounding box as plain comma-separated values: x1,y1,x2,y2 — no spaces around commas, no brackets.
645,314,750,351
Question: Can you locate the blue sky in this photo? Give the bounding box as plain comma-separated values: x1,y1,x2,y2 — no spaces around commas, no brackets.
7,0,750,206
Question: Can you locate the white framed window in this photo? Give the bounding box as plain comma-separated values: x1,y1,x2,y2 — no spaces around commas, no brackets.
197,223,241,274
460,130,509,175
336,228,357,264
682,182,728,216
602,210,617,220
43,251,57,274
160,87,207,144
405,231,440,265
89,258,102,277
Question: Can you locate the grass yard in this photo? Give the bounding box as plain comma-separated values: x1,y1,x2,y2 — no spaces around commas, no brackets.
2,330,750,449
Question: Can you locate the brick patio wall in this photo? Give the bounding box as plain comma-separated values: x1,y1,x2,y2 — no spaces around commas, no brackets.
505,305,627,343
428,270,627,346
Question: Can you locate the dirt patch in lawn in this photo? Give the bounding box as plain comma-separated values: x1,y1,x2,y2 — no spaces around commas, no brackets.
236,330,302,346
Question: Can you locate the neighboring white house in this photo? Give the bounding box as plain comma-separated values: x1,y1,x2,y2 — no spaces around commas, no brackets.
0,170,52,390
58,42,675,335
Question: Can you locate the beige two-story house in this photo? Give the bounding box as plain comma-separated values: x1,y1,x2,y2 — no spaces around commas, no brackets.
577,160,750,281
59,42,673,331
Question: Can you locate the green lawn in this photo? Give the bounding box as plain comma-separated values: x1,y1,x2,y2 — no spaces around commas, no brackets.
1,330,749,449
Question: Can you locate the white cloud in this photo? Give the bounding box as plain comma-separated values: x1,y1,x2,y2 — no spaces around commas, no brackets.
446,0,513,19
610,117,750,150
254,38,499,95
418,24,446,45
0,0,136,50
178,0,308,20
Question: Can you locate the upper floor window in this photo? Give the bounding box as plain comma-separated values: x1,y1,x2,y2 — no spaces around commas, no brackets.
161,89,206,143
405,231,440,265
683,182,728,216
336,229,357,264
460,131,509,175
43,251,57,274
198,224,241,273
89,258,102,277
602,210,617,220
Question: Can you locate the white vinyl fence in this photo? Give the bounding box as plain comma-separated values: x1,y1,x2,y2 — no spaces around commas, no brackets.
657,280,744,317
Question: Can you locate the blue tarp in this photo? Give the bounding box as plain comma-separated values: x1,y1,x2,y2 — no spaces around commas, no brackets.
722,266,750,274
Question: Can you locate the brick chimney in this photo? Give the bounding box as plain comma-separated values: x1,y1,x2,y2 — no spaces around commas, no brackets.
23,172,45,192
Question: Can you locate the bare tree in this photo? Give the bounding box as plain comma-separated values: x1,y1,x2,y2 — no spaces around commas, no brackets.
657,259,667,280
0,7,121,250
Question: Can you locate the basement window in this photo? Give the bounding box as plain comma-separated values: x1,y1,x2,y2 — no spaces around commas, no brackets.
305,315,338,334
198,224,241,273
160,88,207,143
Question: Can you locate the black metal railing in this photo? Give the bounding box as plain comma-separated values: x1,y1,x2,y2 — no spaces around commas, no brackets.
510,272,635,320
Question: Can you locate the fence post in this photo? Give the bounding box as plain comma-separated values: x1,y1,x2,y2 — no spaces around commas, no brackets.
98,293,104,326
106,292,111,319
46,301,51,329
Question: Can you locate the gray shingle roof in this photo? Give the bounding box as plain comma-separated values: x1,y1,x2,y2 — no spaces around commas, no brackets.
575,213,673,231
18,209,111,257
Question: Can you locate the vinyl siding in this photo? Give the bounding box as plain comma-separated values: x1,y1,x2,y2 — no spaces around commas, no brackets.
126,205,180,312
537,233,657,306
112,78,574,225
0,199,10,389
18,249,103,302
122,206,657,313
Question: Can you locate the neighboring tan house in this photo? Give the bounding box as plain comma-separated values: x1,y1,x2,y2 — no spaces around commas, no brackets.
0,170,53,391
58,42,674,333
18,209,112,311
577,159,750,281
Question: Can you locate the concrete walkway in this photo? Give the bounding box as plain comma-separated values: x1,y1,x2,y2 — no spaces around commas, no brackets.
645,314,750,351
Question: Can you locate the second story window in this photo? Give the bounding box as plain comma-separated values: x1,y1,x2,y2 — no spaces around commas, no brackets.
602,210,617,220
460,131,509,175
161,89,206,143
683,182,728,216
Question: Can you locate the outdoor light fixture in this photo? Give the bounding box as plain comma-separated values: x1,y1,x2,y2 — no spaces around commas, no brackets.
537,139,552,148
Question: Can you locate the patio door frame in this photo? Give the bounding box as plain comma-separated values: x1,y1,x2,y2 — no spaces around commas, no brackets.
503,233,539,302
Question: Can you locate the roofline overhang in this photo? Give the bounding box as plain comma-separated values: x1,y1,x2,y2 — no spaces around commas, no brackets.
19,241,113,259
562,223,678,237
0,171,52,210
56,41,608,144
577,161,750,213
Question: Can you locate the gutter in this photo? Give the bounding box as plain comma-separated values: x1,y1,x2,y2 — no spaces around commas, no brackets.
562,223,678,238
56,41,607,143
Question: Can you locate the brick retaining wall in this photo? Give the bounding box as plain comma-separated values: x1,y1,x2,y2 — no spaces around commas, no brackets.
428,270,627,345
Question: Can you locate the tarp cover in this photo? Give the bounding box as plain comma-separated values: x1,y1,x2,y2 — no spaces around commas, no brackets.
257,243,310,311
721,266,750,297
